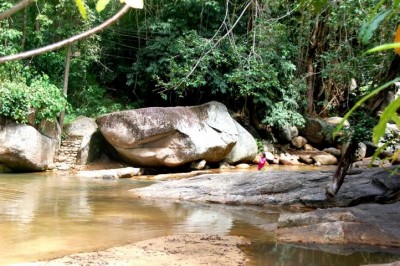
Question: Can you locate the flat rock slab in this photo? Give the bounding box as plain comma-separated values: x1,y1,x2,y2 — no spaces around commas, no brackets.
131,167,400,248
276,202,400,247
75,167,143,179
131,167,400,208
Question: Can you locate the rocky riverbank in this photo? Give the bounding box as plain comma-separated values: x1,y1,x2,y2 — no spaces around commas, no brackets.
16,165,400,266
131,166,400,209
130,166,400,248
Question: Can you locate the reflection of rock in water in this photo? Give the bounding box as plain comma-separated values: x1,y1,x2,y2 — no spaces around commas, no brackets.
184,209,233,234
1,180,40,224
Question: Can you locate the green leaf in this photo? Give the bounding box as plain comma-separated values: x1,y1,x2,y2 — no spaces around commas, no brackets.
359,10,391,45
299,0,309,9
333,78,400,138
358,0,385,41
391,148,400,164
372,96,400,144
394,0,400,8
366,42,400,53
96,0,110,13
392,113,400,129
312,0,328,13
74,0,87,19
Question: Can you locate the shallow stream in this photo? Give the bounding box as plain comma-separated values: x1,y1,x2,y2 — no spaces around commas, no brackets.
1,167,400,265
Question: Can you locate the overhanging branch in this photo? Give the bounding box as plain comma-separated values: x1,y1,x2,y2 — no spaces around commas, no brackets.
0,5,131,64
0,0,33,20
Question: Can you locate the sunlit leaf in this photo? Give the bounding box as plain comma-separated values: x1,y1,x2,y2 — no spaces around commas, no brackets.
74,0,87,19
120,0,144,9
366,42,400,53
391,148,400,164
96,0,110,13
372,97,400,144
392,113,400,129
333,78,400,138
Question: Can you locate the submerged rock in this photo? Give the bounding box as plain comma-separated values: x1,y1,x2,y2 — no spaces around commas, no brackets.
75,167,143,179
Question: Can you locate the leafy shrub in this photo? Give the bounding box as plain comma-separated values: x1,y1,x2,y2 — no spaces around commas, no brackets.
0,75,67,123
67,84,141,122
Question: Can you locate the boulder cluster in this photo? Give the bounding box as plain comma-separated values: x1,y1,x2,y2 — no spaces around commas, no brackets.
259,117,361,167
0,101,397,172
1,102,257,172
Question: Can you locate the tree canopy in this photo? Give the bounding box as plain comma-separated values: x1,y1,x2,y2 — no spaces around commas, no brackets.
0,0,399,129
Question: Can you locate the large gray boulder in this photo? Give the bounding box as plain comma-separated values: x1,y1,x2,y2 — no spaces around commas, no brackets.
300,117,330,146
0,117,60,171
275,125,299,143
224,120,258,164
96,101,240,167
300,117,349,147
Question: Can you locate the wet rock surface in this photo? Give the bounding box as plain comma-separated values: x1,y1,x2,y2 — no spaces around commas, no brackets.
131,166,400,248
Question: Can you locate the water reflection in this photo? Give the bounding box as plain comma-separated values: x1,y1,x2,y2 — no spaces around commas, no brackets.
0,172,399,266
246,242,400,266
181,209,232,233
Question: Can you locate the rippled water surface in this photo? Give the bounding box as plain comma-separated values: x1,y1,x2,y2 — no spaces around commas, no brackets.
0,169,400,265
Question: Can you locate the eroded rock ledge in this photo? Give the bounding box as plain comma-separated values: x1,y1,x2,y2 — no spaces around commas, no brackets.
131,167,400,209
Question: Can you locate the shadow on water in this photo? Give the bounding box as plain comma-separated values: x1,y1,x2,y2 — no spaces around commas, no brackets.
0,168,399,265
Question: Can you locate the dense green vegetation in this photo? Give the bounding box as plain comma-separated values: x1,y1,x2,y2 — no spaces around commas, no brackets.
0,0,399,132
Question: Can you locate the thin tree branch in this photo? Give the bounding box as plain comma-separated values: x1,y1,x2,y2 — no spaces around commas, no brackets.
168,0,252,92
0,0,34,21
0,5,131,64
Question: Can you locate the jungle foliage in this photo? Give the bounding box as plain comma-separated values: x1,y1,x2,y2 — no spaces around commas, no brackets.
0,0,399,131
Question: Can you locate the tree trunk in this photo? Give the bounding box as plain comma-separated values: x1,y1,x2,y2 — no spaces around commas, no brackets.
305,13,329,116
58,44,72,143
326,140,358,198
369,54,400,112
249,101,260,130
305,16,321,116
21,4,27,49
306,52,316,115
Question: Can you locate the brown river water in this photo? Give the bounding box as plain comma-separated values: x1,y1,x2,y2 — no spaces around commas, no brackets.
1,166,400,265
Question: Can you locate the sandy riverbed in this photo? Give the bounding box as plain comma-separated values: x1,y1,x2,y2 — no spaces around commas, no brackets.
17,234,250,266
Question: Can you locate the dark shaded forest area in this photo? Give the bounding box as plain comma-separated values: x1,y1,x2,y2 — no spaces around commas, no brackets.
1,0,399,135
